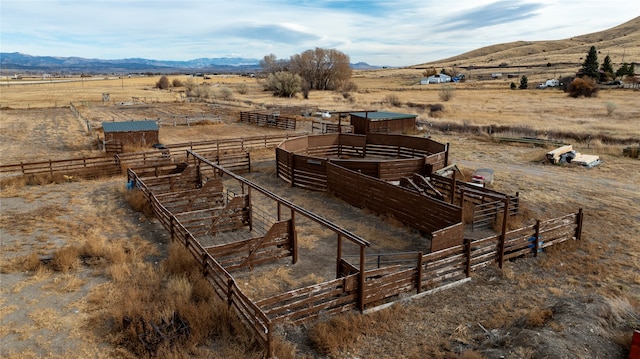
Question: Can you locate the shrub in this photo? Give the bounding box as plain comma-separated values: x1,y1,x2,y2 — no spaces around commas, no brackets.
156,75,170,90
264,71,302,98
184,77,196,91
438,84,455,101
171,78,183,87
510,82,517,90
567,77,599,98
218,86,233,101
342,81,358,92
605,102,617,116
383,94,402,106
236,82,249,95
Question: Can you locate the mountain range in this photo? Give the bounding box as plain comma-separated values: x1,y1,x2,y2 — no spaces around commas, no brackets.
0,52,380,74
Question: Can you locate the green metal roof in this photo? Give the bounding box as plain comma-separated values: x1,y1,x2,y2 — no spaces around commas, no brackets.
102,120,159,133
350,111,417,121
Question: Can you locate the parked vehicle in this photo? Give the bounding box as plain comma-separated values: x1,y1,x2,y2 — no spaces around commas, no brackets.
471,168,494,186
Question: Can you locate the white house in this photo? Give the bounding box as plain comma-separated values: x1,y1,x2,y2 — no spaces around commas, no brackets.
421,74,452,84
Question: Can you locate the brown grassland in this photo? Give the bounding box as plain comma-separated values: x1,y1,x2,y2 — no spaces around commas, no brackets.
1,20,639,358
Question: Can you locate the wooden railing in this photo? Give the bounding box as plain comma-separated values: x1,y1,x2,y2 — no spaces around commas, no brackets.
255,209,583,325
1,133,300,182
240,111,297,130
0,155,121,179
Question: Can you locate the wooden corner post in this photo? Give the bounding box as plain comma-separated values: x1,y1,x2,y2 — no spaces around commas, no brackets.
336,234,343,278
498,197,509,269
575,208,584,241
290,209,298,264
358,245,365,312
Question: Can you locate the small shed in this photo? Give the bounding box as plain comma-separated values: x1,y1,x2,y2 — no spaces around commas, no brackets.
102,120,159,150
350,111,417,135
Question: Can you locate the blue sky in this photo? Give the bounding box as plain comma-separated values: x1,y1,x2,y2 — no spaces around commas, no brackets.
1,1,637,67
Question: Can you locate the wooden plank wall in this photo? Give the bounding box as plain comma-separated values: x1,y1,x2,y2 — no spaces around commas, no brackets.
206,220,293,271
326,163,462,239
239,111,297,130
255,274,360,324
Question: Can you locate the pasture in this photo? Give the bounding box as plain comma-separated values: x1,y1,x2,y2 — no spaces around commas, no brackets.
0,74,638,358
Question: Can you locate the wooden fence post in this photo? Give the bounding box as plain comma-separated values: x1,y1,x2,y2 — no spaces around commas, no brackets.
358,245,365,312
336,234,343,278
534,219,541,257
498,198,509,269
450,171,456,204
291,210,298,264
170,216,175,241
417,252,423,293
444,143,449,167
575,208,584,241
202,252,208,276
267,321,274,358
277,203,281,221
290,153,295,188
248,187,253,232
227,278,234,308
465,239,472,277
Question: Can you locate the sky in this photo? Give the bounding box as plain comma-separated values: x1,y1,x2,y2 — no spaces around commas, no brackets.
1,1,638,67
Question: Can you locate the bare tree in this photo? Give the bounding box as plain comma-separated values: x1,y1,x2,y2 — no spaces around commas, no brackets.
289,48,351,91
259,54,289,75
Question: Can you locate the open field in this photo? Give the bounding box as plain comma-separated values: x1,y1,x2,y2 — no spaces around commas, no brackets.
1,73,639,358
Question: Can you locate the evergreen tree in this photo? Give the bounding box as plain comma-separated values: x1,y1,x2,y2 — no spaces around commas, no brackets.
519,75,528,89
615,63,635,79
581,46,599,80
600,55,614,80
615,63,629,78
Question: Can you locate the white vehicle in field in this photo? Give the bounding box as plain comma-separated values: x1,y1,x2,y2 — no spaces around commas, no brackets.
538,79,560,88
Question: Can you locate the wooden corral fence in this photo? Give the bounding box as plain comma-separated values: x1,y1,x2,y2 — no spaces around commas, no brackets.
117,150,251,175
259,208,583,324
327,163,464,252
426,173,520,231
104,141,124,154
276,134,449,191
311,120,354,134
0,133,299,181
0,155,121,180
240,111,297,130
128,150,584,358
128,151,372,357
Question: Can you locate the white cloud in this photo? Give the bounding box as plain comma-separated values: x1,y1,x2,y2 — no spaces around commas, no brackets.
0,0,637,66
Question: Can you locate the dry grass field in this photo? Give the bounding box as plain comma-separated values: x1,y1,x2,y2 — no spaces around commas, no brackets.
1,22,639,357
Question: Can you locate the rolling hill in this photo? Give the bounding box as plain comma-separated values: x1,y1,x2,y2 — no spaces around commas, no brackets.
414,16,640,72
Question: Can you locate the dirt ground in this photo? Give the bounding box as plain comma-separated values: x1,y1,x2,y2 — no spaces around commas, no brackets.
1,99,639,358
